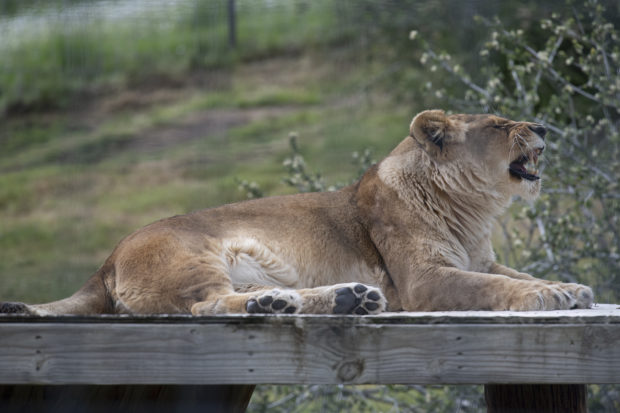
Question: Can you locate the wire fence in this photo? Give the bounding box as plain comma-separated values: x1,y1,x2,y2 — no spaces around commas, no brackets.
1,0,559,113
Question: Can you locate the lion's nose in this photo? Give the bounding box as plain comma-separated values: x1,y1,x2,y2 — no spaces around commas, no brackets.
528,124,547,139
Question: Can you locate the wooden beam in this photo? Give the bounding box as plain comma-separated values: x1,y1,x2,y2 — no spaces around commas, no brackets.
485,384,587,413
0,384,255,413
1,304,619,385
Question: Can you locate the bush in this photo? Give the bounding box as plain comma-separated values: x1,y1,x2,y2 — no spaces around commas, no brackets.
415,0,619,304
414,2,618,411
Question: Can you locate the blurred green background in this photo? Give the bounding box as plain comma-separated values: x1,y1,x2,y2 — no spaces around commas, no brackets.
1,0,618,411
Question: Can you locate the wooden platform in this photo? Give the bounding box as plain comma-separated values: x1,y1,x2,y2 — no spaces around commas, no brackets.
1,304,619,385
1,304,619,412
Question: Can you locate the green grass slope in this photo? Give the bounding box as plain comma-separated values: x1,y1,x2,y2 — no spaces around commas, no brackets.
0,53,414,302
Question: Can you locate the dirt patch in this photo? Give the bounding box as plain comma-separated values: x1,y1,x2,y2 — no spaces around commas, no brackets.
41,105,296,166
127,106,295,153
77,55,319,127
69,54,324,154
5,52,352,169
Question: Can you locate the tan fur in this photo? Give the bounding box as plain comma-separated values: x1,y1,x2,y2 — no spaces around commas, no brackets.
1,110,593,316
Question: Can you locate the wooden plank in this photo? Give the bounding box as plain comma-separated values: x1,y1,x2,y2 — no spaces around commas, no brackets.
0,304,619,385
1,304,617,325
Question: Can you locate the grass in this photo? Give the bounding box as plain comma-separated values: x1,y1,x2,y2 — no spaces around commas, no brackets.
0,47,415,303
0,0,348,114
0,29,415,299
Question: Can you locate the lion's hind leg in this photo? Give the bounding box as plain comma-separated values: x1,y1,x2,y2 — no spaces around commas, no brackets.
191,283,387,315
190,238,387,315
191,288,302,315
245,283,387,315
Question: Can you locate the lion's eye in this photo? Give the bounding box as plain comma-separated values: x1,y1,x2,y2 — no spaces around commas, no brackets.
492,125,504,129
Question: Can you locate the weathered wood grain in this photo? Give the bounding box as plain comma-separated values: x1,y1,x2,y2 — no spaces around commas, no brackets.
0,304,618,385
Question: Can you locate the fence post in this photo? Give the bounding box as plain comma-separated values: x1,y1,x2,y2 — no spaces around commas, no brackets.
227,0,237,48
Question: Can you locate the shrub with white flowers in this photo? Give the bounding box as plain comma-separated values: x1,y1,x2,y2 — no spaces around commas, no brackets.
415,0,620,305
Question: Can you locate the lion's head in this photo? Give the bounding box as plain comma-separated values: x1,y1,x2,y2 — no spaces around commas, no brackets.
409,110,547,201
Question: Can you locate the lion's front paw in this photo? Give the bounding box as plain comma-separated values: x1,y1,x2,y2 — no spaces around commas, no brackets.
559,283,594,309
246,289,302,314
333,283,386,315
508,282,593,311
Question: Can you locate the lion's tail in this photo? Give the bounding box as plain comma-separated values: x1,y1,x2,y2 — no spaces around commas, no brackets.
1,264,114,316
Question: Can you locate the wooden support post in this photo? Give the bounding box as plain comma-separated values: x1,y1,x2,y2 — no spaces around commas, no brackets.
0,384,255,413
485,384,587,413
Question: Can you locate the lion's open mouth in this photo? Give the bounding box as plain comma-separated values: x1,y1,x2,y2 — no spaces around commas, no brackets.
509,152,540,181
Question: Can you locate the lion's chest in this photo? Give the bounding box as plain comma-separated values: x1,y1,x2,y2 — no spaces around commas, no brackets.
443,232,494,273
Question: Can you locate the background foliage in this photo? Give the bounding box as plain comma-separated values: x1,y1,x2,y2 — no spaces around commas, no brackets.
415,2,620,306
1,0,618,411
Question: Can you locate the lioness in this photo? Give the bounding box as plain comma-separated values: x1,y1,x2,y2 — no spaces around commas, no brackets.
0,110,594,316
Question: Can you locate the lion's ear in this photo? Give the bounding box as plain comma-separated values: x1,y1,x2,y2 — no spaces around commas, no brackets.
410,110,466,156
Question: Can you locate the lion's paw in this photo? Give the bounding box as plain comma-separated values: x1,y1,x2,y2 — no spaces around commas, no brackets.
558,283,594,309
246,289,302,314
509,282,593,311
333,283,386,315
